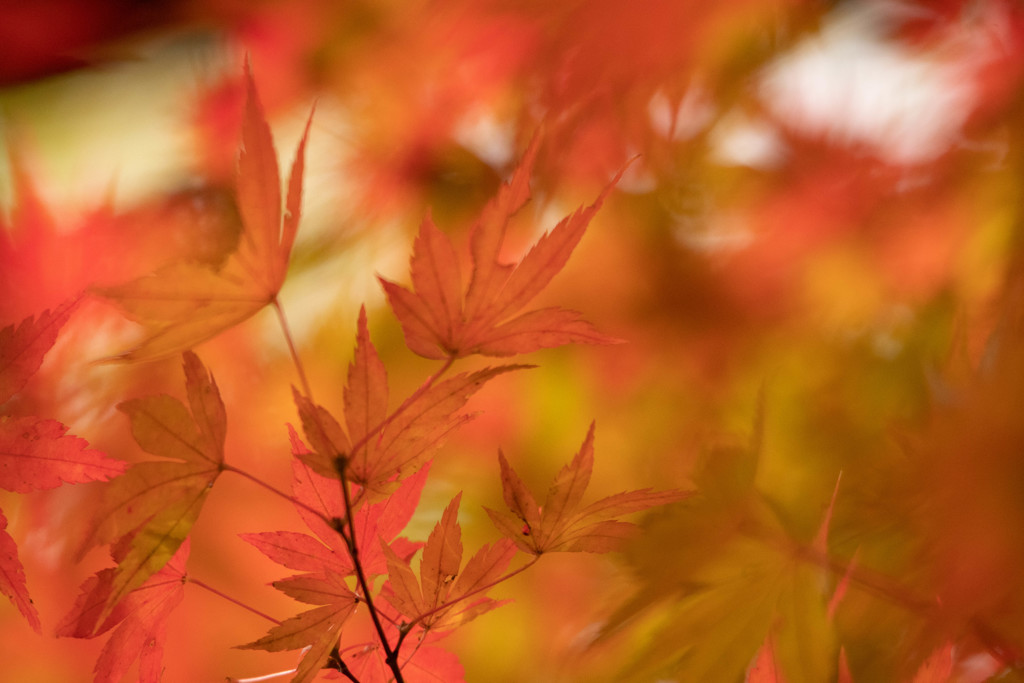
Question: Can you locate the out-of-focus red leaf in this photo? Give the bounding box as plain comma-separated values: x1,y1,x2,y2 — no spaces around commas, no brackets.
0,298,79,403
0,301,124,633
380,135,624,359
0,509,40,633
485,423,687,555
910,641,953,683
0,417,125,493
57,540,189,683
747,635,786,683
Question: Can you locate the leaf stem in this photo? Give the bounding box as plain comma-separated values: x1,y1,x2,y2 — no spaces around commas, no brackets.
187,576,280,625
272,297,314,401
222,462,334,528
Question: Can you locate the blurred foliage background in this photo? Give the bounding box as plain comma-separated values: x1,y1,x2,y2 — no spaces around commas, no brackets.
3,0,1024,681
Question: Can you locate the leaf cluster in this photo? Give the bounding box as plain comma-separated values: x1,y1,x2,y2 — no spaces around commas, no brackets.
0,65,682,683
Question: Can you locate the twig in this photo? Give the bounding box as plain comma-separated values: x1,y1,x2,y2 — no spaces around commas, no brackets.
222,462,334,528
187,576,280,625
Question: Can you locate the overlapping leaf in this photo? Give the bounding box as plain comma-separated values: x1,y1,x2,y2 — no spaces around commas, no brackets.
0,510,39,633
77,351,225,623
96,64,312,362
0,297,78,403
382,492,516,633
0,417,126,494
242,445,428,581
292,307,527,497
606,423,837,683
380,135,624,359
485,423,687,555
345,626,466,683
238,569,358,683
239,451,428,682
57,541,189,683
0,301,125,632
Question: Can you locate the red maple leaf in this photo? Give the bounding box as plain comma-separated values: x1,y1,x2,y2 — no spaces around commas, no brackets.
379,135,624,359
0,301,126,632
342,626,466,683
381,492,516,634
0,417,126,494
291,306,527,498
57,540,189,683
485,423,688,555
0,297,79,403
239,448,429,682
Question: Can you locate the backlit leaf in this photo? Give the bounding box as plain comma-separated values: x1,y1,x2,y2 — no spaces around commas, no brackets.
0,509,39,633
240,455,429,680
380,135,624,359
57,540,189,683
96,65,313,362
381,493,516,632
0,417,125,493
77,352,225,623
292,308,527,497
485,423,687,555
0,298,79,403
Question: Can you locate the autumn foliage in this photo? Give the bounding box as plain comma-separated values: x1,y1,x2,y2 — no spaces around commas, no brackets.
5,1,1024,682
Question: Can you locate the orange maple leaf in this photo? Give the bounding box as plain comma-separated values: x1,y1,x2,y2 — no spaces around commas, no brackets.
96,63,312,362
77,351,226,624
485,423,687,555
379,136,624,359
381,492,516,633
292,307,527,497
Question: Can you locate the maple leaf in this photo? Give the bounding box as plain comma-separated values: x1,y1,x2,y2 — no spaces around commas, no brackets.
77,351,225,622
239,454,429,681
95,63,312,362
484,422,687,555
0,297,79,403
57,540,189,683
0,417,127,493
0,301,125,633
604,414,838,683
0,509,39,633
243,448,428,580
344,628,466,683
379,135,624,359
238,569,359,683
292,306,528,497
381,492,516,633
